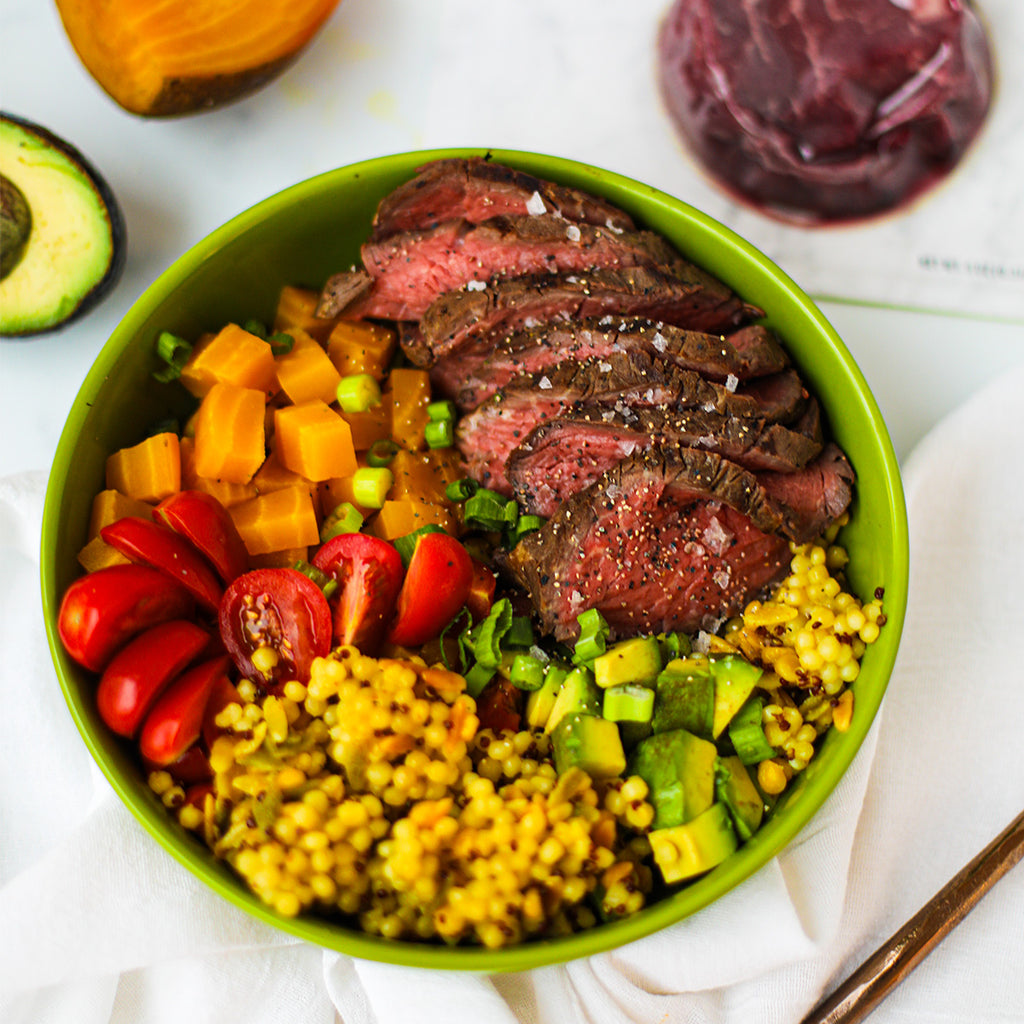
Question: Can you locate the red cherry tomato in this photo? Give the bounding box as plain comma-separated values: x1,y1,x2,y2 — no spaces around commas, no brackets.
219,568,332,688
387,532,474,647
312,533,404,653
202,675,243,749
96,619,211,737
58,564,195,673
154,490,250,584
139,654,231,767
475,677,523,734
101,516,224,614
466,557,497,622
143,744,213,786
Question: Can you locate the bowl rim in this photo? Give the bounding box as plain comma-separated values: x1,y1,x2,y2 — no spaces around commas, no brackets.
41,146,909,972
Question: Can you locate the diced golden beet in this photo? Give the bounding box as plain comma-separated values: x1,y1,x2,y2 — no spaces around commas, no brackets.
274,327,342,406
194,382,266,484
253,449,321,517
386,368,431,451
341,403,391,451
77,535,131,573
389,450,450,507
318,472,372,521
179,437,258,507
424,446,466,487
105,432,181,503
229,486,321,556
249,547,309,570
273,285,338,343
179,322,277,398
88,489,154,540
274,400,356,482
327,320,397,381
368,498,455,540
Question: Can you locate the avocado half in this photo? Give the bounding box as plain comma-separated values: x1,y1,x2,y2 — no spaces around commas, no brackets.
0,113,126,337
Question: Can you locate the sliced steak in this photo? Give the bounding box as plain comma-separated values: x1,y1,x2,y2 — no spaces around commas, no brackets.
430,316,789,411
407,265,763,366
456,351,802,494
507,403,825,516
502,447,795,641
314,268,373,319
355,215,685,321
370,157,637,239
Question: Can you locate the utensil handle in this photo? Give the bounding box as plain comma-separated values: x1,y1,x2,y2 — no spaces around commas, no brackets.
800,808,1024,1024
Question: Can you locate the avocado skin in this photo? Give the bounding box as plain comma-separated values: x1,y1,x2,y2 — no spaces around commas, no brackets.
0,112,126,338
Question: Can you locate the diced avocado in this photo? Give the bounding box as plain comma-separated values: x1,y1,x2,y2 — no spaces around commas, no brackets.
710,654,764,738
524,663,569,730
649,802,738,884
593,635,662,689
727,695,776,765
543,666,601,734
551,713,626,778
715,755,765,841
627,728,717,829
657,631,692,662
603,682,655,749
0,114,125,337
651,659,714,739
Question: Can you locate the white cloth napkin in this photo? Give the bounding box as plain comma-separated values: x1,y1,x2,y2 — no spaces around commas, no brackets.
3,363,1024,1023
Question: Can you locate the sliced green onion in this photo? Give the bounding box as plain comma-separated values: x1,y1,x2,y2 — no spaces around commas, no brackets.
320,502,364,543
514,514,546,543
446,477,479,502
504,615,534,649
427,399,456,423
293,561,338,600
336,373,382,414
152,331,193,383
509,653,546,691
243,318,268,339
464,488,511,531
463,661,495,699
502,499,520,530
472,597,513,668
657,631,692,662
573,607,610,665
366,438,400,468
440,607,473,673
393,524,447,568
424,418,454,449
351,466,393,509
268,331,295,356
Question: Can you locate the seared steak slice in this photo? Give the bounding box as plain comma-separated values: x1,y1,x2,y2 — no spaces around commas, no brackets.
507,403,825,516
370,157,637,239
502,447,795,641
430,316,789,411
355,215,685,321
407,266,762,366
314,268,373,319
456,351,801,494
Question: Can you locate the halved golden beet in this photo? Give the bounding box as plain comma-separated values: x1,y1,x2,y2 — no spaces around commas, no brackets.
54,0,342,117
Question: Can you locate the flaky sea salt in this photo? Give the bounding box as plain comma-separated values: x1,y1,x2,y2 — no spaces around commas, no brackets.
566,224,582,242
652,332,667,352
526,191,546,215
465,279,487,291
538,375,552,390
725,373,739,393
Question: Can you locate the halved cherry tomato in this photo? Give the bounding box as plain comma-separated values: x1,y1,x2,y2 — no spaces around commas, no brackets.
311,533,404,653
202,675,243,749
143,744,213,786
58,564,195,673
154,490,250,584
139,654,231,767
475,677,523,734
219,568,332,689
387,532,474,647
466,557,497,622
101,516,223,614
96,619,211,737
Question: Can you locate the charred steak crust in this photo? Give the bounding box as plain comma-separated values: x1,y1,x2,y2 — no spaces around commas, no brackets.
503,447,795,641
506,403,826,517
370,157,637,239
410,265,763,367
429,316,790,412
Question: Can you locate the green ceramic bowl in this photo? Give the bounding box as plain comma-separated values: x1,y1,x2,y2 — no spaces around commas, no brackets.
41,149,909,972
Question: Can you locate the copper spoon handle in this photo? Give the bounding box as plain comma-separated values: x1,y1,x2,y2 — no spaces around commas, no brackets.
800,808,1024,1024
